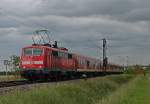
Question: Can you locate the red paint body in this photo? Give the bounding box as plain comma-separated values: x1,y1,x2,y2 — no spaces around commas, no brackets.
20,45,121,73
20,45,77,71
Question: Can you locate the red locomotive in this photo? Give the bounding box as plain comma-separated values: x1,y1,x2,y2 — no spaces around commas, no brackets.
20,42,122,81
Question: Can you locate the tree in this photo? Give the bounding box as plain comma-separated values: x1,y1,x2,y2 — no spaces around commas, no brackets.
10,55,20,71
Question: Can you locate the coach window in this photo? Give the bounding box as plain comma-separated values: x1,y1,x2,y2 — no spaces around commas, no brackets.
60,52,64,58
87,61,90,67
58,52,61,57
62,53,64,58
52,51,58,57
65,53,68,58
79,58,81,65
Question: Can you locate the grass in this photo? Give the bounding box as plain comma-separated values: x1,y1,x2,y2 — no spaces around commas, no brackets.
100,75,150,104
0,74,134,104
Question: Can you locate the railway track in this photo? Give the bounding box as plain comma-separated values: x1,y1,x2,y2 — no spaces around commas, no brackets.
0,79,72,88
0,80,34,88
0,78,84,88
0,73,121,88
0,76,93,88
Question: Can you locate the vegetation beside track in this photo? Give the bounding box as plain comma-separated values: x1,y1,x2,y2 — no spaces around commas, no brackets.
99,75,150,104
0,75,134,104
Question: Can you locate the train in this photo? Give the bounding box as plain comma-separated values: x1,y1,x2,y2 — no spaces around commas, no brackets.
20,41,122,81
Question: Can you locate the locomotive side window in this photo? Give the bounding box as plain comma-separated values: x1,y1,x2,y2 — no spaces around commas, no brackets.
58,52,63,57
57,51,71,59
24,48,32,55
68,54,72,59
33,48,43,55
52,51,58,57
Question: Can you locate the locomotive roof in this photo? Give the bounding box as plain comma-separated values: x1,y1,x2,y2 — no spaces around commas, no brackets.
23,45,70,53
23,45,101,62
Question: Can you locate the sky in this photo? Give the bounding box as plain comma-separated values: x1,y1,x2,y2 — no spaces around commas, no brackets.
0,0,150,65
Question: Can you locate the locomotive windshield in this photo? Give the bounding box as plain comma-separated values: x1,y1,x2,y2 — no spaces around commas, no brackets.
33,48,43,55
24,48,32,55
24,48,43,56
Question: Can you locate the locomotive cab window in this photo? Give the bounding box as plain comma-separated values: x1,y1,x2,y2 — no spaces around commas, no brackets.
33,48,43,55
23,48,43,56
24,48,32,55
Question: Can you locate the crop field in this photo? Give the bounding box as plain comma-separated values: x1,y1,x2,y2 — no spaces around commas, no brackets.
0,75,134,104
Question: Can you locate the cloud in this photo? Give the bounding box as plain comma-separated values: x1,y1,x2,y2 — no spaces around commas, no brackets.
0,0,149,65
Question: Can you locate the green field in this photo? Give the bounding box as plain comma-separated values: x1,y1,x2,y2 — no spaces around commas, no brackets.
0,75,134,104
100,75,150,104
